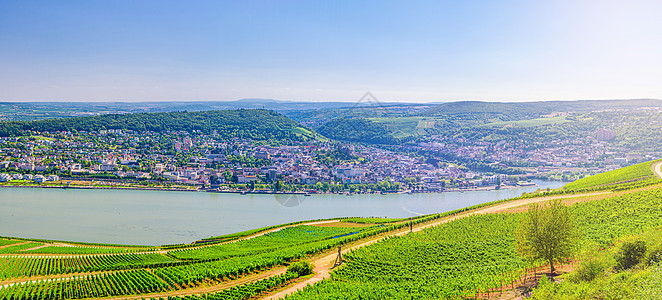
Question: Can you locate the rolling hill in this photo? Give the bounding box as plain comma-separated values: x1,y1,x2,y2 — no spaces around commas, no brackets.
0,109,320,141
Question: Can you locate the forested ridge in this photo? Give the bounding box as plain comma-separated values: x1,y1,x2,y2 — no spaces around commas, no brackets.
0,109,318,141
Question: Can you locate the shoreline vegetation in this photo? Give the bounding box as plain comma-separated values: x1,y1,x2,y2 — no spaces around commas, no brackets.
0,179,541,195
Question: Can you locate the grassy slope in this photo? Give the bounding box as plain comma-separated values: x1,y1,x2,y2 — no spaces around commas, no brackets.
564,159,662,191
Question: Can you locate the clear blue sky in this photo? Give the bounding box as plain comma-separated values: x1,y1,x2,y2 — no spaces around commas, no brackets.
1,0,661,102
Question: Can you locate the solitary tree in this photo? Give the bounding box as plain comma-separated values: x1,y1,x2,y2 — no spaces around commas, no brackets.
516,199,578,273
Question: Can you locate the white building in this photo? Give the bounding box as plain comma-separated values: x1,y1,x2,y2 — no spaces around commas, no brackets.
0,173,11,182
33,175,46,183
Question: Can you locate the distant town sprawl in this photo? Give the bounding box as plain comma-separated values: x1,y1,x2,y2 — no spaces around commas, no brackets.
0,128,656,193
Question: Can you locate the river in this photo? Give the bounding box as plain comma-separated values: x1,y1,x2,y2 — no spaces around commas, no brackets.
0,180,564,245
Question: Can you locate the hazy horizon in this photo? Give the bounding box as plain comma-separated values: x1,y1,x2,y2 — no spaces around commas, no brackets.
2,97,661,104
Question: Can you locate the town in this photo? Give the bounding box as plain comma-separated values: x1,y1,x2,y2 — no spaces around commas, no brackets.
0,127,655,194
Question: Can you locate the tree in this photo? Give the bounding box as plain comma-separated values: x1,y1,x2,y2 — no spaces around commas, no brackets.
516,199,578,273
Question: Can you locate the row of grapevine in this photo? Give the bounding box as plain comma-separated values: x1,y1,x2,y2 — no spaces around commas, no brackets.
169,225,363,260
154,252,293,287
0,269,172,300
0,253,177,279
165,271,298,300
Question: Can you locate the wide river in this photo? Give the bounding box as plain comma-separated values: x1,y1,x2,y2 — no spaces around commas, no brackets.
0,180,564,245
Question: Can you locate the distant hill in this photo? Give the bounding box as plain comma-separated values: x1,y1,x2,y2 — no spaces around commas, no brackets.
421,99,662,118
0,99,426,122
0,109,319,141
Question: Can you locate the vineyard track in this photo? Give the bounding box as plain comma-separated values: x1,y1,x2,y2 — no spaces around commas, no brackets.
654,161,662,178
93,266,288,300
20,244,49,252
260,190,610,300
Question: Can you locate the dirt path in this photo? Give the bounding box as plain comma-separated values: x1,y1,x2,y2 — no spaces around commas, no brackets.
654,161,662,178
261,191,607,300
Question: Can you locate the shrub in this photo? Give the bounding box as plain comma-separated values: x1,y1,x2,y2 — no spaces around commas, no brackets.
573,258,607,282
287,261,313,276
615,241,647,270
646,246,662,266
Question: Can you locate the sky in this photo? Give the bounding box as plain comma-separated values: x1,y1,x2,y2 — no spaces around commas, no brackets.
1,0,662,103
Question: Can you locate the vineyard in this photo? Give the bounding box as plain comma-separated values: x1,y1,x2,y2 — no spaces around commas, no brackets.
0,243,43,254
170,225,363,260
0,254,179,279
564,159,661,191
0,239,22,247
166,272,299,300
283,188,662,299
0,269,171,299
0,220,416,299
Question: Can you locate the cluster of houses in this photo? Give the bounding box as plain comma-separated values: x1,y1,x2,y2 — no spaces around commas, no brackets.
4,128,613,191
0,173,59,183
